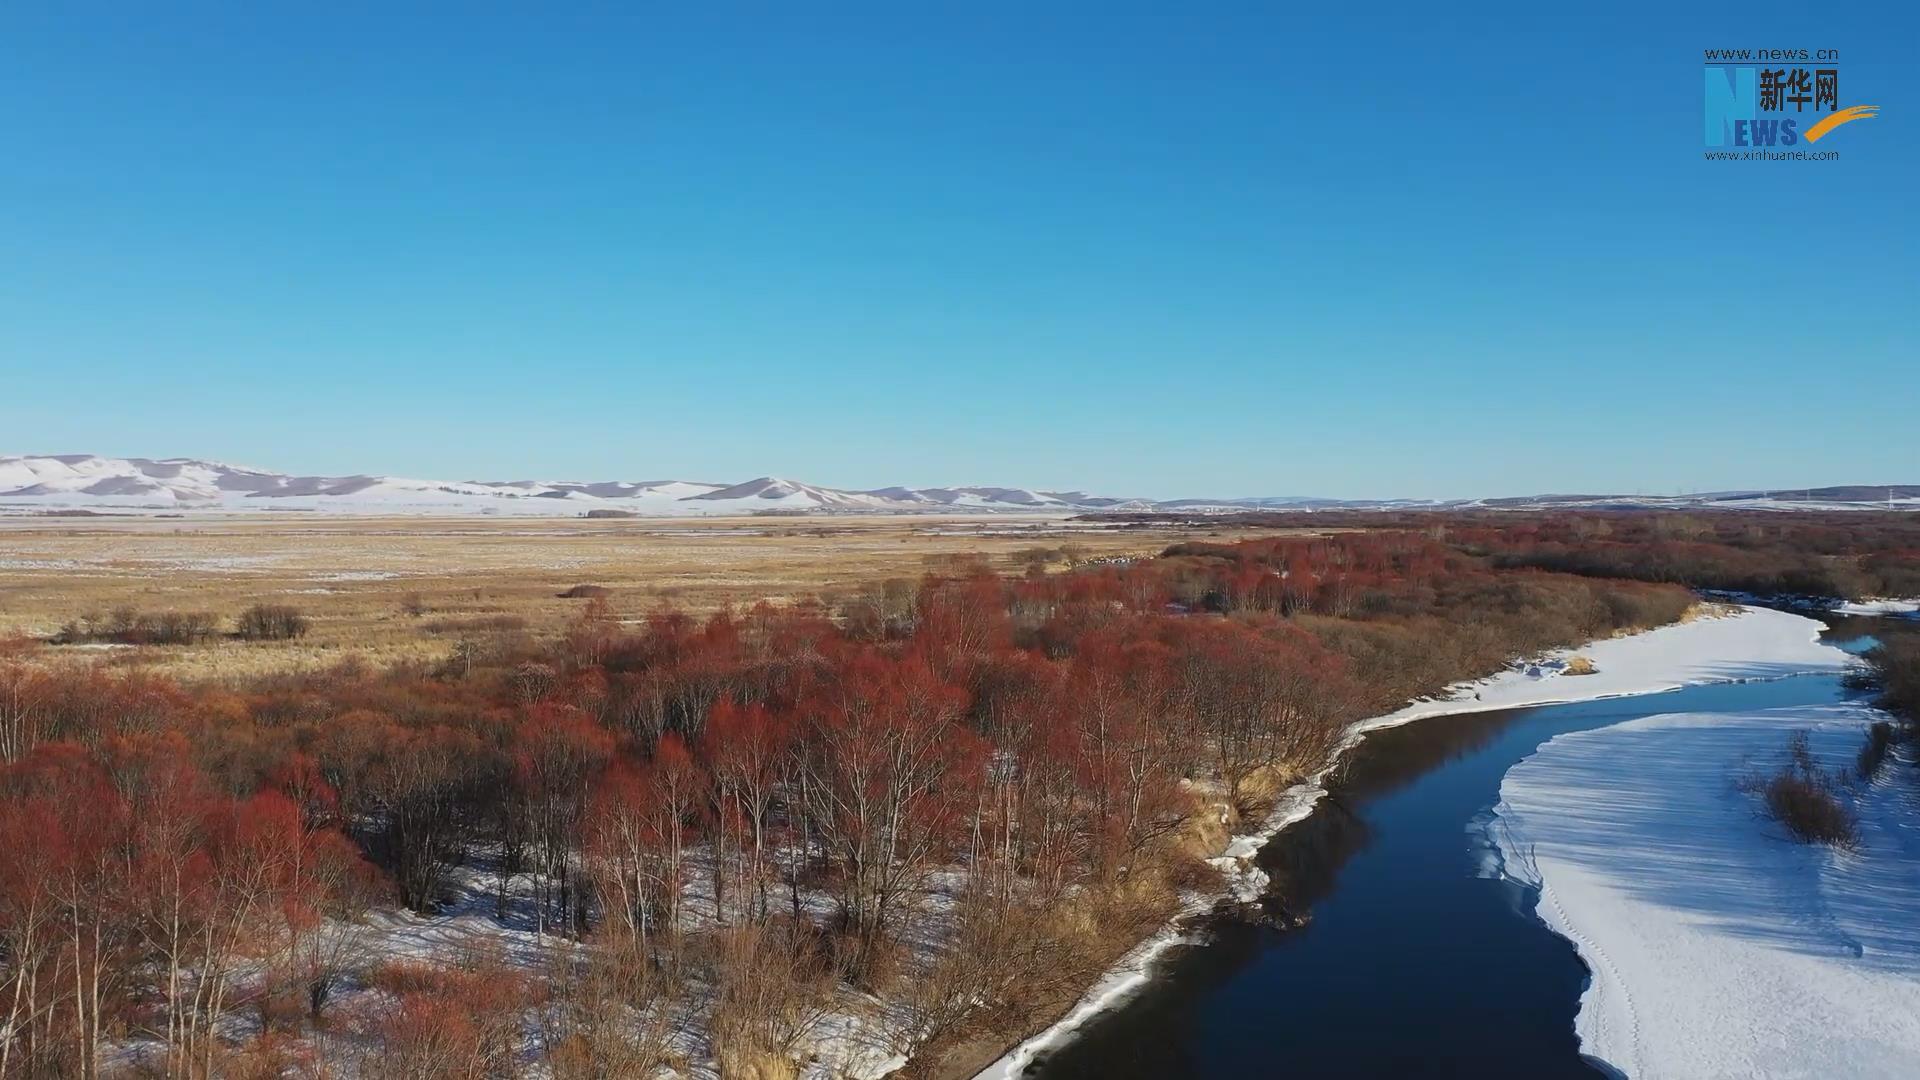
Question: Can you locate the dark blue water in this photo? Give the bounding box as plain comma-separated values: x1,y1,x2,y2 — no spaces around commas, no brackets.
1029,622,1877,1079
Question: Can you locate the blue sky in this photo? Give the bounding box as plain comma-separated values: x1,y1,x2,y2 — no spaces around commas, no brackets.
2,4,1913,499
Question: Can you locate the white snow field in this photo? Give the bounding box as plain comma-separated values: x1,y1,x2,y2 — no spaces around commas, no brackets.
975,605,1848,1079
1492,695,1920,1078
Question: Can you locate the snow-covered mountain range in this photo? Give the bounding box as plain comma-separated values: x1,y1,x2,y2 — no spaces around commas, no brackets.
0,455,1160,516
1,455,1914,517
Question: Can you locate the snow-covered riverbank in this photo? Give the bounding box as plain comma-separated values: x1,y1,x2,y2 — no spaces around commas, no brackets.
1359,603,1850,732
1492,693,1920,1077
974,605,1846,1079
1835,597,1920,618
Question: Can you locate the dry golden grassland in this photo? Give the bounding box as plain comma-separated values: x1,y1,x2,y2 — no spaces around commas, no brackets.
0,514,1288,680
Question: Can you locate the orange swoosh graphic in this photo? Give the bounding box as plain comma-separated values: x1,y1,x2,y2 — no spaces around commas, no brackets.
1804,105,1880,143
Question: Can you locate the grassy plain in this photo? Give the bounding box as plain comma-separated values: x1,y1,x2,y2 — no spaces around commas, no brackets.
0,513,1289,679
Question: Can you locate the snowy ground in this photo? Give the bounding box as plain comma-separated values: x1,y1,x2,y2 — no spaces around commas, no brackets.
1492,700,1920,1078
103,845,914,1079
371,858,911,1080
975,605,1848,1078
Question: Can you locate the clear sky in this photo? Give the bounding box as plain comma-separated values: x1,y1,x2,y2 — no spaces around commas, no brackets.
2,4,1913,499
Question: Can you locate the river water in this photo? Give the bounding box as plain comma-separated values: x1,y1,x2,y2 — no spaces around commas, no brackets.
1026,618,1882,1078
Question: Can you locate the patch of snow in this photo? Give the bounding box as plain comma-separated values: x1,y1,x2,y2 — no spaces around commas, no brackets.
143,555,285,572
800,1013,907,1080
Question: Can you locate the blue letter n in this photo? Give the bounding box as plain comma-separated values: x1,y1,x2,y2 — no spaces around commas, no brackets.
1705,67,1756,146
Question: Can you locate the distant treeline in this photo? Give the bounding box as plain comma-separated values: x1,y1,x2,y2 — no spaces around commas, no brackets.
1097,510,1920,602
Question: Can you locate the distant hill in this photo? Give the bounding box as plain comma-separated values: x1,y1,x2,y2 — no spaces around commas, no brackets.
0,454,1913,517
0,455,1144,516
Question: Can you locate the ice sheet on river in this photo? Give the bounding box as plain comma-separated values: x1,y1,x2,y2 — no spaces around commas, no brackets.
1493,701,1920,1078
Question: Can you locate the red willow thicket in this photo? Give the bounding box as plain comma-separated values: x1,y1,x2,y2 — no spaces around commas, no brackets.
0,736,377,1078
1458,514,1920,599
1125,508,1920,601
0,532,1695,1073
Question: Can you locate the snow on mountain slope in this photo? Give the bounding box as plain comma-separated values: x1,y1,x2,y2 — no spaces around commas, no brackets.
0,456,1115,516
537,480,724,501
687,477,897,510
0,455,278,504
862,486,1071,508
3,455,1911,518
